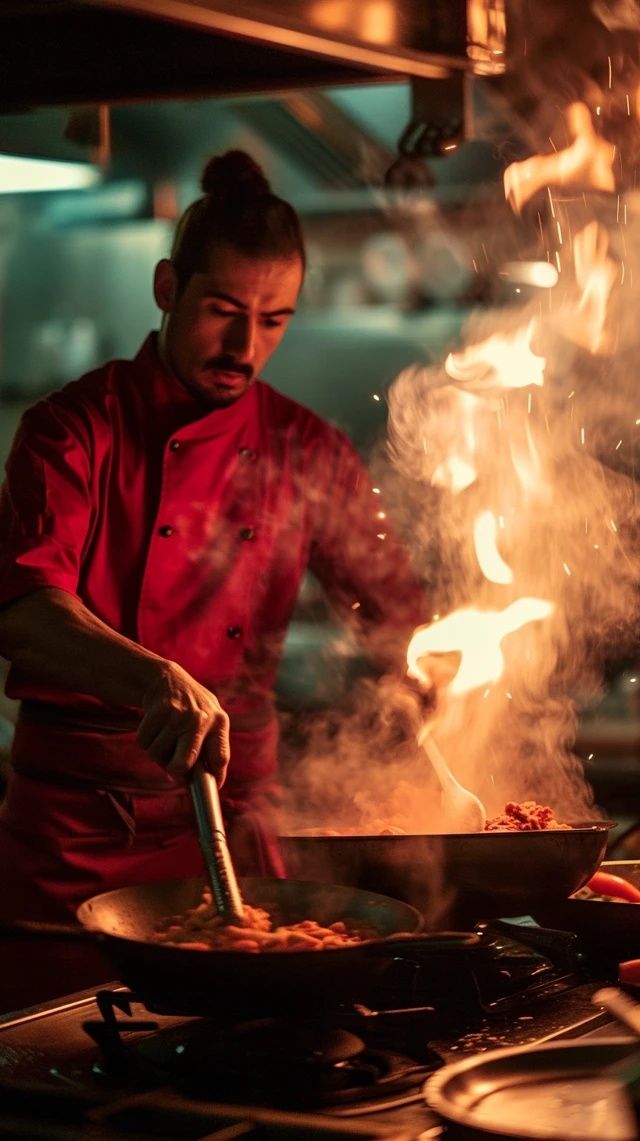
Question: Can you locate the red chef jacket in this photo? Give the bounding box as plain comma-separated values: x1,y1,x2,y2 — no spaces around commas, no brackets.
0,334,425,941
0,332,424,781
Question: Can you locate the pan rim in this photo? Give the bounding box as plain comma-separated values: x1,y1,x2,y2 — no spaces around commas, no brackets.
280,820,616,839
75,875,429,955
424,1036,638,1139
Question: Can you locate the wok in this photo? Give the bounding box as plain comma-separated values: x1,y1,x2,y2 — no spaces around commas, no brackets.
1,877,478,1017
534,859,640,962
280,823,614,928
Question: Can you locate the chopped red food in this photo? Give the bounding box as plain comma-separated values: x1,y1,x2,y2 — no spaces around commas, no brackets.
619,959,640,985
484,801,570,831
583,871,640,903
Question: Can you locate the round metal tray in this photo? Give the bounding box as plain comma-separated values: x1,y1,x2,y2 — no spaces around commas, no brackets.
425,1038,640,1140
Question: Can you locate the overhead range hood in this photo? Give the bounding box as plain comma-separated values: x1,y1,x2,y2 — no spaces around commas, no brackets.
0,0,506,110
2,1,627,183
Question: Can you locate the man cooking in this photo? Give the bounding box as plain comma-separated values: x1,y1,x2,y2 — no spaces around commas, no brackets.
0,150,426,1004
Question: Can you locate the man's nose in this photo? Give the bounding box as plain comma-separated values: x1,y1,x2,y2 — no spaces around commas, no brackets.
225,315,256,361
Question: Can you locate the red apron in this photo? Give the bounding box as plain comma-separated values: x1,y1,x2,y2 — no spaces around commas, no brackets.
0,719,285,1012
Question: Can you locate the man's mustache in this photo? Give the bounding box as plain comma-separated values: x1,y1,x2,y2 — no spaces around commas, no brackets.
205,357,253,380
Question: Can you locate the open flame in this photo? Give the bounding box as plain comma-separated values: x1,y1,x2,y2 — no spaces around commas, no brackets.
425,385,480,493
384,43,640,836
445,320,545,392
473,511,513,584
508,416,551,501
432,454,477,493
407,598,554,697
569,221,619,353
503,102,616,213
286,28,640,849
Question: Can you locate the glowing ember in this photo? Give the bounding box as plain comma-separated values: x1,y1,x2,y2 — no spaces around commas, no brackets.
407,598,554,696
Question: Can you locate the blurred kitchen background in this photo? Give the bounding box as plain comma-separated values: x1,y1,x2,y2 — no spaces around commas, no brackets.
0,12,639,831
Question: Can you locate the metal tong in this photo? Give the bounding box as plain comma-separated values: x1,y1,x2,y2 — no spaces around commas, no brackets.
593,987,640,1119
594,987,640,1038
189,758,245,925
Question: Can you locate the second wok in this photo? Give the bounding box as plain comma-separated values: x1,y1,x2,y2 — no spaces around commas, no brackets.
279,823,614,927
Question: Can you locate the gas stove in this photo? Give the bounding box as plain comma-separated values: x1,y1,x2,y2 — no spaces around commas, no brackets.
0,920,626,1139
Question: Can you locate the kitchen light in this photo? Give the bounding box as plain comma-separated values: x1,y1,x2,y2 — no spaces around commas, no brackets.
0,153,101,194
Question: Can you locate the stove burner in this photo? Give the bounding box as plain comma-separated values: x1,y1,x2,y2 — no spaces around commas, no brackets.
84,992,434,1109
193,1017,367,1065
78,923,591,1114
149,1016,433,1108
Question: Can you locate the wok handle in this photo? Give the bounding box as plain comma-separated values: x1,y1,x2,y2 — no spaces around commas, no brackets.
484,918,580,969
0,918,103,942
189,759,245,925
363,931,479,957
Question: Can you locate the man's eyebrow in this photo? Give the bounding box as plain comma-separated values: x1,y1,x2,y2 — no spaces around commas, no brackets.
201,289,247,307
201,289,296,317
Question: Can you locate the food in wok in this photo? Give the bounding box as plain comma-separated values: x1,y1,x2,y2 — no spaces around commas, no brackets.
151,888,379,952
484,801,570,831
295,800,571,836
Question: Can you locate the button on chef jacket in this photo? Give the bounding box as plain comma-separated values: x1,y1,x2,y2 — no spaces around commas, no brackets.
0,335,426,794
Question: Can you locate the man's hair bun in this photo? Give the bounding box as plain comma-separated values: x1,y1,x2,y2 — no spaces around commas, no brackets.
171,149,305,288
201,150,271,199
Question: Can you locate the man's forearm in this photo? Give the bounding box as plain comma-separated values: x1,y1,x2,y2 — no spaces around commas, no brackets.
0,588,231,779
0,587,166,708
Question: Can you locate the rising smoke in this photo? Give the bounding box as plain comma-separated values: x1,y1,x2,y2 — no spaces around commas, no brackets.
284,1,640,834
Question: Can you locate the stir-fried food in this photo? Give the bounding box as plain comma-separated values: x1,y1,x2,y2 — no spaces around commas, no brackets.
293,800,570,835
151,890,379,952
484,801,570,831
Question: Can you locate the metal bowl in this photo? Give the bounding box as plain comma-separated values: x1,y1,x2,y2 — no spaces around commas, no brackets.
425,1038,639,1140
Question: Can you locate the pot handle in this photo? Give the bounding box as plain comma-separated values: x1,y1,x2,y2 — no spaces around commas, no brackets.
482,918,580,968
0,918,103,943
364,930,479,957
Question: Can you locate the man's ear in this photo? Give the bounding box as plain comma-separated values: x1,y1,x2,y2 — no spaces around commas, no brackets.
153,259,178,312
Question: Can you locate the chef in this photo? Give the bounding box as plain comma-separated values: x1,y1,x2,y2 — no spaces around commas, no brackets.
0,150,426,1002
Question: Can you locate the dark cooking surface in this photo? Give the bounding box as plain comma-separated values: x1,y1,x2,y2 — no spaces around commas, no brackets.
0,919,628,1139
